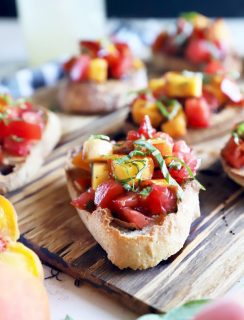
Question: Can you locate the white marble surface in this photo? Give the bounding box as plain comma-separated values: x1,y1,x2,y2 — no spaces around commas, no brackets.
1,18,244,320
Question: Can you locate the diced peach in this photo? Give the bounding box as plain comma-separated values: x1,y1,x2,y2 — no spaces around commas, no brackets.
72,152,90,171
111,156,154,186
151,139,173,157
149,78,165,92
161,109,187,138
131,98,163,128
133,58,144,70
88,58,108,83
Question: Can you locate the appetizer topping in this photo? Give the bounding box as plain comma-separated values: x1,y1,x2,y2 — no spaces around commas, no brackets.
71,116,201,230
63,40,143,83
152,12,231,67
222,122,244,169
131,71,243,137
0,94,44,159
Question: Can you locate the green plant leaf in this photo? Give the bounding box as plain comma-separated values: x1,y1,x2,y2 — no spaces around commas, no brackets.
137,299,210,320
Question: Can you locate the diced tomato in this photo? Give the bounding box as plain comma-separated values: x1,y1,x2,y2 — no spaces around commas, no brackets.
185,98,211,128
202,89,219,111
110,54,133,79
141,185,177,216
126,130,141,141
0,121,42,140
204,60,225,74
71,188,95,211
80,40,101,57
185,39,213,64
112,192,139,211
220,78,242,103
222,137,244,169
152,169,164,179
114,207,151,229
63,57,77,73
152,32,168,53
0,147,3,165
70,55,91,82
94,180,125,208
74,177,91,193
3,136,32,157
169,141,199,183
138,115,156,139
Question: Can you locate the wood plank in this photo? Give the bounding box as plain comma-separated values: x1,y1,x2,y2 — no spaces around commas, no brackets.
6,109,244,314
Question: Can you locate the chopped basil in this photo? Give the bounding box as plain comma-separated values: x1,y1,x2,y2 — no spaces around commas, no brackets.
139,186,152,197
180,11,199,21
156,100,181,121
232,122,244,144
89,134,110,141
168,160,182,170
134,140,184,199
165,156,205,191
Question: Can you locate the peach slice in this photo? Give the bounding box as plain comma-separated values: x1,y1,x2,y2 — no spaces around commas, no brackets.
0,242,44,280
0,195,20,241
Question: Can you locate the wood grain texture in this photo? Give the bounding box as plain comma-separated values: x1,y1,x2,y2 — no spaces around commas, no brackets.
6,107,244,315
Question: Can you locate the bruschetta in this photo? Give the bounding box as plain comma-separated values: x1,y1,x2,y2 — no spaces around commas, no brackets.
58,40,148,114
221,122,244,186
129,71,244,145
0,94,61,194
65,116,202,270
152,12,242,74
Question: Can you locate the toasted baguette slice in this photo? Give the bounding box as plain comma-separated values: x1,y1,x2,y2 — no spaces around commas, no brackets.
152,52,243,74
0,110,61,194
65,153,200,270
221,158,244,187
58,68,148,114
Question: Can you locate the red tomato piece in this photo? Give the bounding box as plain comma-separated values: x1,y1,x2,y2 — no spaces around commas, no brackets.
0,121,8,138
138,115,156,139
204,60,225,74
0,147,3,165
169,141,199,183
221,78,242,103
4,121,42,140
202,89,219,111
94,180,125,208
142,185,177,216
3,136,32,157
110,54,133,79
185,98,211,128
63,57,77,73
115,207,151,229
80,40,101,57
70,55,91,82
185,39,213,64
222,137,244,169
112,192,139,211
71,188,95,211
126,130,141,141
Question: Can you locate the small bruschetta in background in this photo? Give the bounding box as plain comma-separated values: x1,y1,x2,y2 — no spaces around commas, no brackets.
58,40,148,114
65,116,202,270
129,70,244,145
0,94,61,194
221,122,244,186
152,12,242,74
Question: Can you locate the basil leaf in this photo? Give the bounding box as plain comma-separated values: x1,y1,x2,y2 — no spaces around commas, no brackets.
236,122,244,138
165,156,205,191
156,100,182,121
134,140,184,199
89,134,110,141
180,12,199,21
139,187,152,197
160,299,210,320
137,299,210,320
156,101,170,119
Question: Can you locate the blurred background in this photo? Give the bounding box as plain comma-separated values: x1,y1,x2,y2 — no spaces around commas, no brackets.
0,0,244,77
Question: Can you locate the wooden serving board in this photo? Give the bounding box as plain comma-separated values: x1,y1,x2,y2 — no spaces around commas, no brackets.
6,104,244,315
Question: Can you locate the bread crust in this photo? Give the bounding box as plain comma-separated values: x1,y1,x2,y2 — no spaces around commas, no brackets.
152,52,243,74
0,110,61,194
58,68,148,114
65,153,200,270
221,158,244,187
